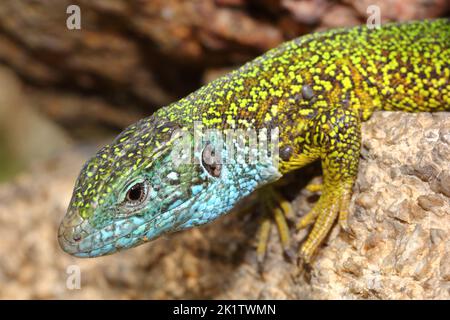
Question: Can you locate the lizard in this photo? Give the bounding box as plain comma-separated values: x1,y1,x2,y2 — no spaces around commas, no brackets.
59,19,449,264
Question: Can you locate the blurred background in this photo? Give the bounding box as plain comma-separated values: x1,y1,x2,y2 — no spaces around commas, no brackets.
0,0,448,299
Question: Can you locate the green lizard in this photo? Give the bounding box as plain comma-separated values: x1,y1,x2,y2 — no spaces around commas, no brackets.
59,19,449,264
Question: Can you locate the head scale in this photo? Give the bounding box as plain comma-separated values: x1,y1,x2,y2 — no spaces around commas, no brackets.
59,112,280,257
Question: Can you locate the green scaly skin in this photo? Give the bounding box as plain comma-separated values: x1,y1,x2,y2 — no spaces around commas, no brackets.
59,19,449,262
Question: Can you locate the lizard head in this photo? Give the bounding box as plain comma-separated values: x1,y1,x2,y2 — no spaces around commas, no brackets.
59,112,281,257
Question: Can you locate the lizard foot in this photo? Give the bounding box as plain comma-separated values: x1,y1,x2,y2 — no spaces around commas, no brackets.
297,185,354,264
294,107,361,264
255,187,295,273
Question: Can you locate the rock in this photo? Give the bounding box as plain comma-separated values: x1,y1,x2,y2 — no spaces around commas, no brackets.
440,252,450,281
0,111,448,299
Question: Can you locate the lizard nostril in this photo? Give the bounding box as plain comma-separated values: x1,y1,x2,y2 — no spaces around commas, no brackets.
72,234,82,242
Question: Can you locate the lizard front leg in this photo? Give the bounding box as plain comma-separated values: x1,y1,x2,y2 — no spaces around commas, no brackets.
296,107,361,263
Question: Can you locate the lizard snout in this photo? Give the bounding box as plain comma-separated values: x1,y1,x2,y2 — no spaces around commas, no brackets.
58,209,86,255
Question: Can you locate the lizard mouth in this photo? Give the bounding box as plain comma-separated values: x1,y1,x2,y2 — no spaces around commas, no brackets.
58,208,146,257
58,210,145,258
58,200,192,257
58,186,207,257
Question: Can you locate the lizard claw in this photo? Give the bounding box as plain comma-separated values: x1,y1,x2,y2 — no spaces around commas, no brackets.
283,247,296,263
339,217,356,238
337,191,356,237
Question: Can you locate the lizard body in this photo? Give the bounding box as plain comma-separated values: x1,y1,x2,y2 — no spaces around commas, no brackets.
59,19,449,261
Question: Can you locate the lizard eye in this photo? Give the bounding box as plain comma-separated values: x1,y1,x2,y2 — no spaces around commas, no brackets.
125,181,149,204
201,143,222,178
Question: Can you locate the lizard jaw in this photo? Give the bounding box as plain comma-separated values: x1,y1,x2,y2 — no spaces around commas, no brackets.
58,206,182,258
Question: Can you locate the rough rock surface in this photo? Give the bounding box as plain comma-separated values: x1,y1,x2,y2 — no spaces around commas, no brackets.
0,112,448,299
